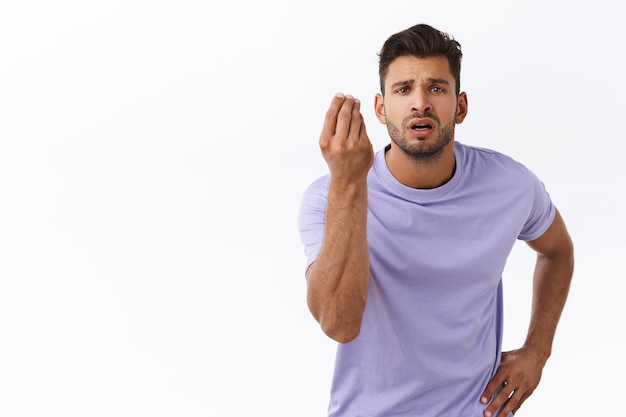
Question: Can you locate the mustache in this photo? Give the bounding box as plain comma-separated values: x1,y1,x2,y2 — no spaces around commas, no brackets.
403,111,440,126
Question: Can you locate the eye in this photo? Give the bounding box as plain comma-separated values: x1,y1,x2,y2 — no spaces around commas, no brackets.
396,87,410,94
429,86,445,93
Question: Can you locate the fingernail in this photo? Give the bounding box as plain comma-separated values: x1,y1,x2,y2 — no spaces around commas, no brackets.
336,93,345,98
481,397,488,404
484,412,492,417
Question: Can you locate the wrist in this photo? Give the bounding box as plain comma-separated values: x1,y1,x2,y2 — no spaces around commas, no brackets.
522,340,552,364
328,177,369,199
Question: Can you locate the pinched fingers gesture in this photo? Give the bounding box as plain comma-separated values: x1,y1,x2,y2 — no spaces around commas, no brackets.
480,348,545,417
319,93,374,183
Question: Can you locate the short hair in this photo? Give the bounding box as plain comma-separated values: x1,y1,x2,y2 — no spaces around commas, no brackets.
378,24,463,96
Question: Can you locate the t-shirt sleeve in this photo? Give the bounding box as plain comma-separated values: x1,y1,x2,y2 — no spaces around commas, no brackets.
297,179,328,273
517,169,556,241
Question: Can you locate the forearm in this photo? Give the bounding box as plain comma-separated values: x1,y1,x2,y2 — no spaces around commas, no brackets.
524,235,574,362
306,178,370,343
480,216,573,417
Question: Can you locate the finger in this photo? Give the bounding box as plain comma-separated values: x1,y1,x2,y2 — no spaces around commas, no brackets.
334,95,356,141
321,93,346,140
498,388,522,417
347,98,362,142
484,385,518,417
481,374,509,406
359,113,371,144
511,391,529,415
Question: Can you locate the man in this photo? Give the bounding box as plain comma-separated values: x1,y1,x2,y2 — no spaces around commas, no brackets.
298,23,574,417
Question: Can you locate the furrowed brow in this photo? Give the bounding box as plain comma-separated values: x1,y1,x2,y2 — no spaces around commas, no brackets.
427,78,450,85
390,78,450,90
390,79,415,90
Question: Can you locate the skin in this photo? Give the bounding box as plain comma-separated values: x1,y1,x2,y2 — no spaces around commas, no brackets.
306,93,373,343
374,55,467,189
306,55,574,415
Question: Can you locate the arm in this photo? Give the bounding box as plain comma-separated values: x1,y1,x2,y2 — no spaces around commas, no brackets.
306,93,374,344
482,208,574,417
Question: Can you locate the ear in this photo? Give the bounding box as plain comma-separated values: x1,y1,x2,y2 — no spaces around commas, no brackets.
374,93,387,124
455,92,468,124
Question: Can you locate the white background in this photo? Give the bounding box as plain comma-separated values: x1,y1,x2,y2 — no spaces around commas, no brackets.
1,1,623,416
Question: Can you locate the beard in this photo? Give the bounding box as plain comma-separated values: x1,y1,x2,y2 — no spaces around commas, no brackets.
386,112,455,165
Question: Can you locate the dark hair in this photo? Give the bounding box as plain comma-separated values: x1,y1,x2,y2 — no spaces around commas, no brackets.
378,24,462,95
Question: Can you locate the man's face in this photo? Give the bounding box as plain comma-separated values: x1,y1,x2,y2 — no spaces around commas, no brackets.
375,55,467,162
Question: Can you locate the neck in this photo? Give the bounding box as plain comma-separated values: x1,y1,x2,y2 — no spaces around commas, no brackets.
384,142,456,189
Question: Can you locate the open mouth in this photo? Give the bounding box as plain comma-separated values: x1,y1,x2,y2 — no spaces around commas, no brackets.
407,117,435,132
411,123,432,131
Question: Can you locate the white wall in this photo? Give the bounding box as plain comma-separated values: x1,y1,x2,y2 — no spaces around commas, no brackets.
1,1,622,415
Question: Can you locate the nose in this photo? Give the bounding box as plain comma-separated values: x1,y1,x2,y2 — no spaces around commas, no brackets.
411,90,432,114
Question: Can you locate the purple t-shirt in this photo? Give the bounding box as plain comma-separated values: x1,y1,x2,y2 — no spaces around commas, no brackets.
298,142,555,417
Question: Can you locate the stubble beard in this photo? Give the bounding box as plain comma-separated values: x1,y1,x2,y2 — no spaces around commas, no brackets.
386,113,456,166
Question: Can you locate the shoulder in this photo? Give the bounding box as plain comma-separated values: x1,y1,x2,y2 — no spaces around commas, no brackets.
299,173,331,212
457,141,517,163
456,142,533,177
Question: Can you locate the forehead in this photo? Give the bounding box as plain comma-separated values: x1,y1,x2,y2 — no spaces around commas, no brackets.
384,55,454,86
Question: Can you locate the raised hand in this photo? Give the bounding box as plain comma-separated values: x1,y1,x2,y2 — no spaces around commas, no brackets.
319,93,374,183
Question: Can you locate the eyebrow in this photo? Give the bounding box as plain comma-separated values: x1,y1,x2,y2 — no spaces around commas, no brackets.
390,77,451,90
